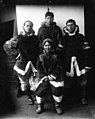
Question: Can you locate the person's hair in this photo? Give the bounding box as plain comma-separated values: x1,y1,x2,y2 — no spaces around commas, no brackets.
45,11,54,18
66,19,76,25
23,20,33,27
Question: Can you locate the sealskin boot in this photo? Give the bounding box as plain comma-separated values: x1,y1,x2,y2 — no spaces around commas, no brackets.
36,104,44,114
55,102,63,115
28,96,34,105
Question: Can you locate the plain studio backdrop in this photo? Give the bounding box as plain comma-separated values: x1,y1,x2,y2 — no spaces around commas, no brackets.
16,5,84,35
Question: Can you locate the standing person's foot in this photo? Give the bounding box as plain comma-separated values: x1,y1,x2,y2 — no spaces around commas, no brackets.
17,89,24,98
28,96,34,105
55,102,63,115
36,104,44,114
81,98,88,105
55,106,63,115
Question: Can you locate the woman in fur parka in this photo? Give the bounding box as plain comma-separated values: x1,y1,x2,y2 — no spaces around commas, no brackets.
35,38,64,115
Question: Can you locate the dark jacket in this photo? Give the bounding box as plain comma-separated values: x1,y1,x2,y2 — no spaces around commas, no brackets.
37,52,63,82
62,26,90,70
3,34,39,70
16,34,39,70
37,22,63,53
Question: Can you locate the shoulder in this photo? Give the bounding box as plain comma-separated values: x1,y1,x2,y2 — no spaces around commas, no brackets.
32,35,38,39
55,26,62,32
38,22,46,29
37,25,46,35
52,22,61,29
77,33,84,36
17,35,25,44
52,23,62,34
76,33,85,39
63,34,69,40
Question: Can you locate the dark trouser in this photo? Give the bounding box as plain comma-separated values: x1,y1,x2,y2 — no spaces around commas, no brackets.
78,74,87,99
71,74,87,99
35,81,64,104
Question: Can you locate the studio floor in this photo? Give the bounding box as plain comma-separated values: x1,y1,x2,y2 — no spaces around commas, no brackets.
0,88,95,119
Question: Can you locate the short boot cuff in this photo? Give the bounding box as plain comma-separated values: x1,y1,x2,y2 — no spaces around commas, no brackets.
36,104,44,114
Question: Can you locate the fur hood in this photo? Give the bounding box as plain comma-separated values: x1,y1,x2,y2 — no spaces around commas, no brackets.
63,25,79,36
19,29,35,36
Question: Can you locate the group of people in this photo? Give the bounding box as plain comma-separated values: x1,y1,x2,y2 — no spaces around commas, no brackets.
3,11,91,115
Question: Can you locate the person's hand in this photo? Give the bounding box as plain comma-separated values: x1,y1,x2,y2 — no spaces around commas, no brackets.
33,70,37,77
48,75,53,81
48,75,56,81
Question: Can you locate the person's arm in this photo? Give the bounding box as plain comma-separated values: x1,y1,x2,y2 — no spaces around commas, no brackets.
37,27,44,54
56,27,64,53
50,55,63,80
83,36,90,50
82,35,91,69
3,36,19,58
37,55,47,79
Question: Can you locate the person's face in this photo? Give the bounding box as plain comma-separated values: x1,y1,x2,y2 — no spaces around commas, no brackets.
44,41,52,53
45,16,54,25
66,22,76,33
23,22,33,34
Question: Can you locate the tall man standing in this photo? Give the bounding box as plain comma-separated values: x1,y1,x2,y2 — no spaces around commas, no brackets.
37,11,63,54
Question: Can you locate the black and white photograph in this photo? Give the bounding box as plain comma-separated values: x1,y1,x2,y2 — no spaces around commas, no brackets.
0,0,95,119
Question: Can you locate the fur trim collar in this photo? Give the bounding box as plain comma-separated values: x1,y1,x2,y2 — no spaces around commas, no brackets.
63,25,79,36
19,29,35,36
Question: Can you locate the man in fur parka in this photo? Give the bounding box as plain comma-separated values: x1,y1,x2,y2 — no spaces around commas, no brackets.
35,38,64,115
37,11,63,54
3,20,39,105
62,19,91,105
